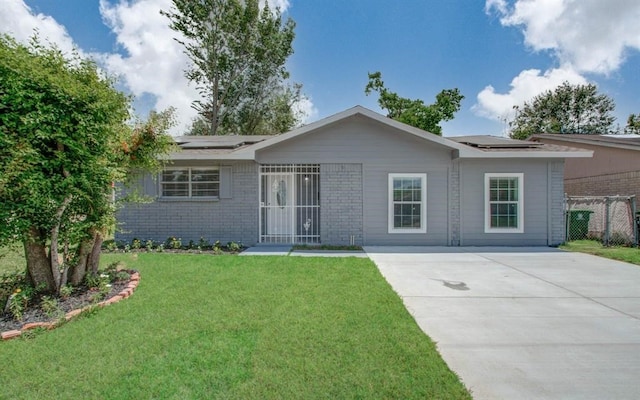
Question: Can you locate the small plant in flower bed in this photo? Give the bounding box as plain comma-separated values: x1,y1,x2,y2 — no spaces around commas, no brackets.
101,237,245,254
131,238,142,250
166,236,182,250
1,271,30,320
227,241,242,253
0,263,135,332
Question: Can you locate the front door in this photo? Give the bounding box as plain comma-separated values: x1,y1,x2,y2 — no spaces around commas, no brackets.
265,173,295,236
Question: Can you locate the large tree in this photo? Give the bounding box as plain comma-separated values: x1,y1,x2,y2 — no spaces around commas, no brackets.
625,113,640,135
509,82,616,139
0,35,174,294
364,71,464,135
163,0,302,135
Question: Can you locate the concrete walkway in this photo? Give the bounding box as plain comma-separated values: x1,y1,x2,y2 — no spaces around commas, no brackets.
366,246,640,400
240,246,368,257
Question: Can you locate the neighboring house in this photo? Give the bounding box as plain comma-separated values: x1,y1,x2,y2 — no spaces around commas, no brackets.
116,106,590,247
530,134,640,199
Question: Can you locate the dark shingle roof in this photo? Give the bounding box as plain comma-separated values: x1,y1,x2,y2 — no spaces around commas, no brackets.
174,135,274,149
531,134,640,151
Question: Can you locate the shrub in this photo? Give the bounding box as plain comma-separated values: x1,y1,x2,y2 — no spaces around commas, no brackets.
227,241,241,253
1,271,28,313
40,295,62,319
166,237,182,250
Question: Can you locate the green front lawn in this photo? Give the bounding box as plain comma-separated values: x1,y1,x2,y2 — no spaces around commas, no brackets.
561,240,640,266
0,253,470,399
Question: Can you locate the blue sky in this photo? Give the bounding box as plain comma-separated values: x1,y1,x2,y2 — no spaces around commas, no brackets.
3,0,639,136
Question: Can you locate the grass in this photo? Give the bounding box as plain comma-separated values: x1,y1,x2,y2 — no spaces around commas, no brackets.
560,240,640,265
0,253,471,399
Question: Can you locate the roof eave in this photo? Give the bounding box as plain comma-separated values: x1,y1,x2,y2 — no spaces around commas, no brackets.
458,150,593,159
162,152,255,161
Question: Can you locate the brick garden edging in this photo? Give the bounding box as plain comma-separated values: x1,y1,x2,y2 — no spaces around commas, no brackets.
1,272,140,341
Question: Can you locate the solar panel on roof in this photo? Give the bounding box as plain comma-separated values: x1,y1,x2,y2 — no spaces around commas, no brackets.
174,135,272,149
452,135,543,148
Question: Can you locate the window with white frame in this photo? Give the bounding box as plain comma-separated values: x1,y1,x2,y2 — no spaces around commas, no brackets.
485,173,523,233
161,167,220,198
388,173,427,233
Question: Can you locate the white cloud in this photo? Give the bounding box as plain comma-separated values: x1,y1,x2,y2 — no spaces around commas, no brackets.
486,0,640,74
293,95,319,126
1,0,304,135
473,66,587,122
477,0,640,124
99,0,198,134
0,0,77,55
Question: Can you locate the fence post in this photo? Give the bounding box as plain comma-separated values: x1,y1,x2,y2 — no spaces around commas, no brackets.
604,196,611,246
632,196,638,247
565,194,570,242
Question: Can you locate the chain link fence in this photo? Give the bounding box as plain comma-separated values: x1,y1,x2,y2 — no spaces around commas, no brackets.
565,195,637,246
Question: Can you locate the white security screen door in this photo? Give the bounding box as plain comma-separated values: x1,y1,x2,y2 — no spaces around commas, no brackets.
265,173,295,235
259,165,320,244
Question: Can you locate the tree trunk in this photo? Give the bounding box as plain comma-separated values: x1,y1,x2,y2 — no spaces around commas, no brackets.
49,195,73,291
87,230,104,276
24,226,56,293
68,236,93,286
68,229,104,285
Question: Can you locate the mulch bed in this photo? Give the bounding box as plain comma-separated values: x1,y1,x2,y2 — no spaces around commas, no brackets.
0,277,131,334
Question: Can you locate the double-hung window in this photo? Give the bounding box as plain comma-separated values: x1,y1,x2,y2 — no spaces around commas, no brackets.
485,173,523,233
161,167,220,198
388,173,427,233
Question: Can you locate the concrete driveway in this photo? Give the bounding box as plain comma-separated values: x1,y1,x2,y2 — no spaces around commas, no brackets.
365,246,640,400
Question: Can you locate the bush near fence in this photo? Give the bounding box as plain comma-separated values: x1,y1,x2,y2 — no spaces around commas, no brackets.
565,195,637,246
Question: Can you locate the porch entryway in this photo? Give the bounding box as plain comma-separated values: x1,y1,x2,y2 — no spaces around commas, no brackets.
259,164,320,244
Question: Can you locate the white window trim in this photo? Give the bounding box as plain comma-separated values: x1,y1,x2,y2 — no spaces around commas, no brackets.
160,167,220,199
484,173,524,233
388,173,427,234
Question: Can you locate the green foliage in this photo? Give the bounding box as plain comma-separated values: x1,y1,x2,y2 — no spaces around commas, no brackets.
164,0,302,135
145,239,155,252
0,270,27,312
625,114,640,135
84,271,112,302
509,81,616,139
0,34,175,292
364,71,464,135
58,284,73,299
83,273,103,290
7,286,35,321
40,295,62,319
226,241,241,253
166,236,182,250
0,242,23,275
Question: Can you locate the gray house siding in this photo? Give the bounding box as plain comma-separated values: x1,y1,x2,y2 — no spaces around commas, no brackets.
116,109,574,248
549,161,566,245
257,115,452,245
458,159,565,246
116,161,259,246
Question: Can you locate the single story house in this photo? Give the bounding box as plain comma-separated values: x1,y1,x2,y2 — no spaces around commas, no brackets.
116,106,591,247
530,134,640,199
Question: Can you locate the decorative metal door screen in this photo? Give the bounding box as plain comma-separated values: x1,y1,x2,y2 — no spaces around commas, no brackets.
259,165,320,244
